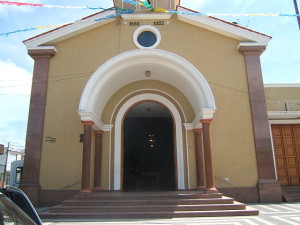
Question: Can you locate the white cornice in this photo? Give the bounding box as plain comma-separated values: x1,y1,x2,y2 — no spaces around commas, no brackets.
24,7,271,50
264,83,300,88
78,111,113,131
27,46,57,52
177,6,271,46
121,13,172,20
268,111,300,119
24,10,116,49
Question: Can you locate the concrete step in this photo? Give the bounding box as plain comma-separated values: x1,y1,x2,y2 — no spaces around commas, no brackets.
74,192,223,200
41,207,259,219
282,186,300,202
38,191,259,219
62,196,235,206
50,202,246,213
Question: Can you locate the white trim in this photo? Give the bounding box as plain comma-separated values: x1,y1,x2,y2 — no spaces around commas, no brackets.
110,88,187,124
78,111,113,131
121,13,172,20
268,111,300,120
177,6,271,46
133,25,161,49
24,10,116,49
269,119,300,125
268,123,278,180
78,49,216,120
27,46,57,52
264,83,300,88
24,7,270,50
114,93,185,190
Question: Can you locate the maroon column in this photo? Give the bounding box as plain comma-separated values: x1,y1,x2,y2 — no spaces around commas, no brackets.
94,130,104,190
193,129,205,190
19,49,56,205
81,121,94,193
201,119,218,193
239,46,282,202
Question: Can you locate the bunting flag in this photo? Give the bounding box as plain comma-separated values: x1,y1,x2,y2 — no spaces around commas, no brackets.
1,0,300,36
0,1,108,9
139,0,153,9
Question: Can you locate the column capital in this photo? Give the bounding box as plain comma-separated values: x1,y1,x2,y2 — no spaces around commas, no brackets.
94,130,104,134
238,45,266,55
28,49,56,59
193,128,203,133
81,121,94,126
200,119,213,124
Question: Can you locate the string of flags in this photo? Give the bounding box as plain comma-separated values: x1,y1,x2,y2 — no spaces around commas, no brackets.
1,0,300,36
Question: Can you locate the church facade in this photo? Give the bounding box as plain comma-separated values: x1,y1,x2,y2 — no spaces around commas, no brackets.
20,0,300,206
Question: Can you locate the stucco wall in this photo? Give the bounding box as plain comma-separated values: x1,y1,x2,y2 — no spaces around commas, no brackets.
265,85,300,111
39,15,258,190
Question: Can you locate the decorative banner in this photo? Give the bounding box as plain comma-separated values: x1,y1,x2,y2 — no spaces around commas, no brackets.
139,0,153,9
1,0,300,36
0,1,108,9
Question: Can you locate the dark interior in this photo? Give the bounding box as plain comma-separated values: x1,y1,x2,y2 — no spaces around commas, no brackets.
123,105,175,191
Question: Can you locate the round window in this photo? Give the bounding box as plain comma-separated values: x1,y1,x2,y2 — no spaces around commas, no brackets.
133,25,161,49
137,31,157,48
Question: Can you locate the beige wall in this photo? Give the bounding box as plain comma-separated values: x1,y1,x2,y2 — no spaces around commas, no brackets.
39,15,258,190
265,85,300,111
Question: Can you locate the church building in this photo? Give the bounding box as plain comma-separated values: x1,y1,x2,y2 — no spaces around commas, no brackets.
20,0,300,208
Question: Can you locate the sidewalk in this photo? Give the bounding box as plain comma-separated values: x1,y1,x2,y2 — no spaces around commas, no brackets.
40,202,300,225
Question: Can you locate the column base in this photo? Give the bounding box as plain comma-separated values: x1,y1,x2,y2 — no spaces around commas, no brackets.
205,187,219,194
258,179,282,202
92,187,102,191
19,183,41,206
196,186,206,191
80,189,91,194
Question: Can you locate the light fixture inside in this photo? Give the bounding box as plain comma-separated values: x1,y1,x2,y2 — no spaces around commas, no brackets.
145,70,151,77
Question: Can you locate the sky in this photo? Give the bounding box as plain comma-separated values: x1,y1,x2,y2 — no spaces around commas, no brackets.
0,0,299,148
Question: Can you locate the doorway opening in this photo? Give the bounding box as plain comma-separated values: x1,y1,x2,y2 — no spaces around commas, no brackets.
123,102,175,191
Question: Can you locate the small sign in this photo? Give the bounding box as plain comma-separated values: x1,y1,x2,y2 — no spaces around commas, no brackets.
45,137,56,143
153,21,164,26
129,21,140,26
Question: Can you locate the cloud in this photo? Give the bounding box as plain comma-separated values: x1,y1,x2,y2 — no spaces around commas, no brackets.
0,60,32,95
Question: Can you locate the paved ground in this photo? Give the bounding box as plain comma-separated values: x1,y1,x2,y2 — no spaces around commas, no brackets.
40,202,300,225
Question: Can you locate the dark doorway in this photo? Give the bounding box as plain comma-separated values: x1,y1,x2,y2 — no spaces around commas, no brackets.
123,102,175,191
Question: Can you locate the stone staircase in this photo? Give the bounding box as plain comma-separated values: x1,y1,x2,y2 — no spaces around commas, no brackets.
39,191,259,219
282,186,300,202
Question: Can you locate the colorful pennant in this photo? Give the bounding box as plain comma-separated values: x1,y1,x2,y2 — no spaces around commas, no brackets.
1,0,300,36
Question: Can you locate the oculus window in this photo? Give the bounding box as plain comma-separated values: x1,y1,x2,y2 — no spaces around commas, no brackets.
133,25,161,49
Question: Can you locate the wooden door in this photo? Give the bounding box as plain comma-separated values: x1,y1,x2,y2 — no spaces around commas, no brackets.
272,125,300,186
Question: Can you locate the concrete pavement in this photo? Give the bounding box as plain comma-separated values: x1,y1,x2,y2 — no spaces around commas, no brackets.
41,202,300,225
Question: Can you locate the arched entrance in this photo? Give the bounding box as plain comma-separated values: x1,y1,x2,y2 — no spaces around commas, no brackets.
123,102,175,191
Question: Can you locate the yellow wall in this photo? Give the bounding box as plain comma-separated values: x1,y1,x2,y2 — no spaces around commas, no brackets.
39,15,258,190
265,86,300,111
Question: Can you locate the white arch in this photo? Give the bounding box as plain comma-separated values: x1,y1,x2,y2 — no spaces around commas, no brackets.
78,49,216,127
114,93,185,190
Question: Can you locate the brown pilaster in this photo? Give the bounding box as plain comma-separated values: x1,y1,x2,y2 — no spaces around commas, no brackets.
94,130,104,190
239,46,282,202
193,129,205,190
19,49,56,205
81,121,94,193
201,119,218,193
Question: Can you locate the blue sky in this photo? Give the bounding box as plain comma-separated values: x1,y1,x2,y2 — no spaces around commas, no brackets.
0,0,299,148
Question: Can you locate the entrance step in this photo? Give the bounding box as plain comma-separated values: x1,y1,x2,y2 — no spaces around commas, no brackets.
39,191,259,219
282,186,300,202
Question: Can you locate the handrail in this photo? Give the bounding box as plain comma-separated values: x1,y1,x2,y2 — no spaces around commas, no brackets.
61,180,81,190
214,176,233,185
